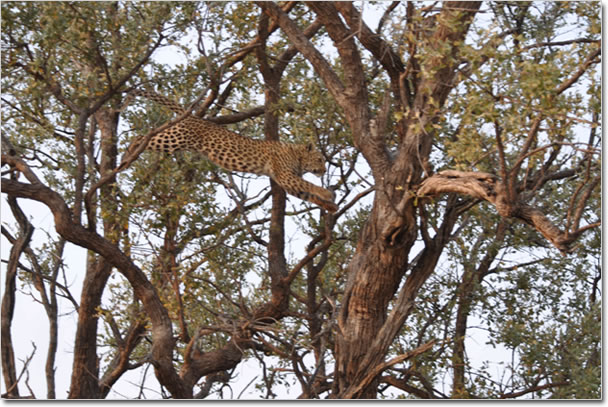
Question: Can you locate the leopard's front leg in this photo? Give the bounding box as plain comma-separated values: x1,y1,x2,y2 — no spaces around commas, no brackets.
271,168,338,213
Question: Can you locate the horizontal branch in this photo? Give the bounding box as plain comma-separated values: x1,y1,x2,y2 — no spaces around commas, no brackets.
523,38,600,50
418,170,598,254
207,106,265,125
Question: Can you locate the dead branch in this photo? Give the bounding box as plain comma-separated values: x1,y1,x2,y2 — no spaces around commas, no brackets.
418,170,599,253
2,342,37,399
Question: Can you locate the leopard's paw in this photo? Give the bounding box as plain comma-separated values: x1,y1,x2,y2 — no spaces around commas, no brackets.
321,200,338,213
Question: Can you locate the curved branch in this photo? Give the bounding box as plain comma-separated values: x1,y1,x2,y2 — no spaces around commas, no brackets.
418,170,599,254
1,178,190,398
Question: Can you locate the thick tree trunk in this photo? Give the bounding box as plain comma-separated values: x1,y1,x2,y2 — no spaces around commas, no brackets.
333,3,481,397
334,194,470,398
333,198,416,397
68,259,113,398
69,108,121,398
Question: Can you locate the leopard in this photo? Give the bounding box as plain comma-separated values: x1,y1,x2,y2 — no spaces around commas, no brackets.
127,89,338,212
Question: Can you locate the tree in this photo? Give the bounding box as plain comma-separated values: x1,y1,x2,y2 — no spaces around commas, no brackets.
1,1,600,399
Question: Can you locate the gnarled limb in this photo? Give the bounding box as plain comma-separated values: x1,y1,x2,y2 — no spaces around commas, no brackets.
418,170,600,254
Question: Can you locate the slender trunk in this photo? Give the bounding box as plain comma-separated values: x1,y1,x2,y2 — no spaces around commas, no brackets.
45,286,58,399
1,198,34,398
255,22,289,321
44,239,65,399
451,267,474,397
264,75,289,317
452,222,506,397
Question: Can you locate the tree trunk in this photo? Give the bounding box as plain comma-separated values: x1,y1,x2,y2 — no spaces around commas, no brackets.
68,259,113,398
69,108,120,398
332,192,416,397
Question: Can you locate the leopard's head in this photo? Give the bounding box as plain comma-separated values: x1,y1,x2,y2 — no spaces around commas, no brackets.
300,142,327,176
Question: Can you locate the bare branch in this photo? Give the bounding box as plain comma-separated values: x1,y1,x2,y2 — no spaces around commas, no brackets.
499,381,568,399
418,170,599,253
2,342,37,399
523,38,600,50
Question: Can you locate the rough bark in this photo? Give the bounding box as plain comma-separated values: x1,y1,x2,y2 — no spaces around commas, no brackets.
258,1,482,398
68,259,113,398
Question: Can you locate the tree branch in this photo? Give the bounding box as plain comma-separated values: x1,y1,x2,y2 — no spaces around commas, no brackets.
499,381,568,399
334,2,405,81
342,339,437,398
1,178,190,398
1,195,34,398
256,2,345,101
418,170,599,253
